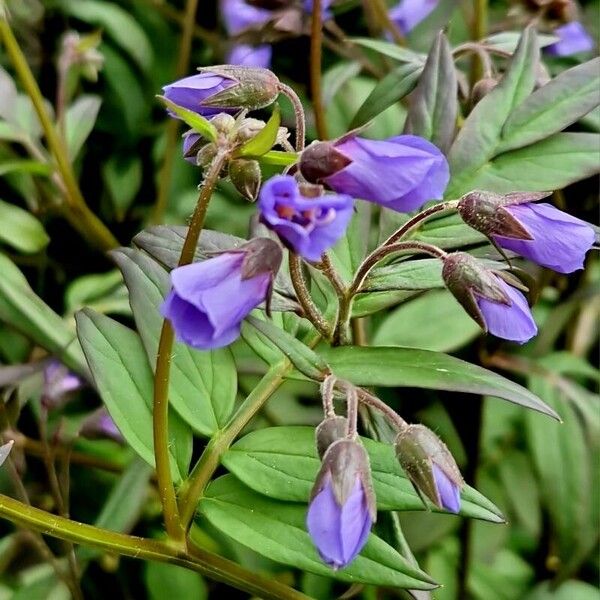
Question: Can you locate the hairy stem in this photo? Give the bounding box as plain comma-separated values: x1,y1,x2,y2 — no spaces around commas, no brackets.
289,254,332,340
151,0,201,224
309,0,328,140
0,19,118,252
0,494,310,600
153,154,226,542
278,82,306,151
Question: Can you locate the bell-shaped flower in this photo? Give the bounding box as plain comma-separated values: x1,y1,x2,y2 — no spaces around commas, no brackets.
258,175,354,261
161,239,282,350
389,0,438,35
442,252,538,343
395,424,462,513
227,44,272,68
458,191,595,274
545,22,594,56
299,135,449,213
42,359,83,410
80,408,125,444
307,439,376,569
221,0,273,36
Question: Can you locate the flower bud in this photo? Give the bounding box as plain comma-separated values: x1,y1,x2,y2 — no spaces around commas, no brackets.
458,191,594,274
315,416,348,459
80,408,124,444
470,77,498,106
42,360,83,410
307,439,376,569
442,252,537,343
195,65,280,112
395,424,463,513
229,158,262,201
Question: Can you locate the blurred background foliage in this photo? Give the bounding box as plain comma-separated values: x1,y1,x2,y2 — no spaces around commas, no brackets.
0,0,598,598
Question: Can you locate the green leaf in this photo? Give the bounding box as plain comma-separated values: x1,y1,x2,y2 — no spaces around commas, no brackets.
498,58,600,152
452,132,600,195
483,31,558,53
111,248,237,434
222,426,505,523
133,226,298,312
319,346,559,419
65,95,101,160
350,62,422,129
0,253,88,375
350,38,426,64
158,97,217,142
524,580,600,600
200,475,438,590
372,290,481,352
145,563,207,600
0,199,49,253
244,316,328,381
56,0,153,72
75,309,192,481
404,32,457,152
236,104,280,157
102,154,142,220
447,28,539,197
0,159,52,177
322,61,362,106
361,259,444,292
258,150,298,166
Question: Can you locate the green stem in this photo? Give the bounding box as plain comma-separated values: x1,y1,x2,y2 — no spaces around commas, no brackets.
179,361,293,527
289,254,332,340
153,154,226,542
277,82,306,151
151,0,201,224
0,494,310,600
471,0,488,83
0,19,119,252
370,0,405,45
309,0,328,140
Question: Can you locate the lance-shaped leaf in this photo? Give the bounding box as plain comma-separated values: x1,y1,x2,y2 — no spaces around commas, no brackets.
498,57,600,153
447,28,539,197
236,104,280,157
0,199,49,253
258,150,298,166
404,32,457,152
200,475,439,590
157,96,217,142
318,346,559,419
111,248,237,435
244,315,329,381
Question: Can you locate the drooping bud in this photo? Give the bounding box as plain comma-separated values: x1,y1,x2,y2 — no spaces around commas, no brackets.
80,408,124,444
307,439,376,569
299,141,351,183
42,360,84,410
442,252,537,343
229,158,262,201
395,424,463,513
195,65,280,112
315,416,348,459
458,191,594,274
470,77,499,106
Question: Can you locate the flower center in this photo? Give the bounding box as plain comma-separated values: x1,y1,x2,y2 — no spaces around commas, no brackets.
275,203,336,231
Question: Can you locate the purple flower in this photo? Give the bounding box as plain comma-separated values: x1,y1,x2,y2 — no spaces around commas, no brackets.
493,203,595,274
475,275,537,343
389,0,438,35
258,175,354,261
432,464,461,513
80,408,124,444
307,440,376,569
545,22,594,57
300,135,450,213
42,359,83,410
442,252,538,344
182,132,202,164
161,239,282,350
162,73,236,118
221,0,273,36
227,44,272,68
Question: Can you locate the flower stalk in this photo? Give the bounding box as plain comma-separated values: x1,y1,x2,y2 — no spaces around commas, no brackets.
309,0,328,140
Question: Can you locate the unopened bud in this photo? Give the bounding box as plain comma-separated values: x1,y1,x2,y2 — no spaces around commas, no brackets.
237,117,266,142
197,65,280,112
470,77,498,106
42,360,83,410
299,140,351,183
211,113,237,135
229,158,261,201
80,408,124,444
315,416,348,459
395,425,463,513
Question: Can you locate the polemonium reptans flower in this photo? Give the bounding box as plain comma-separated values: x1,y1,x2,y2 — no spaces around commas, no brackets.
395,425,462,513
163,73,236,118
227,44,272,68
307,440,376,569
389,0,438,35
258,175,354,261
545,22,594,56
42,359,83,410
161,239,282,350
300,135,449,213
80,408,125,444
493,203,594,274
182,132,202,164
221,0,272,35
442,252,537,344
457,192,595,274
